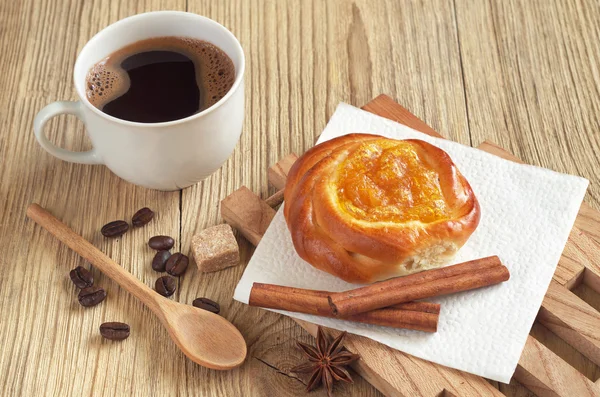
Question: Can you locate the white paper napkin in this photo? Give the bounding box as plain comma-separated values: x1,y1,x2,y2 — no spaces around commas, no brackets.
234,103,588,383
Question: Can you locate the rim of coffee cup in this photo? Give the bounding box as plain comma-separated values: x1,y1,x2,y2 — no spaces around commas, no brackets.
74,11,245,128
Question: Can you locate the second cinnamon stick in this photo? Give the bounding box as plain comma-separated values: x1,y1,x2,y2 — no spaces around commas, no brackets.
249,283,440,332
328,256,509,317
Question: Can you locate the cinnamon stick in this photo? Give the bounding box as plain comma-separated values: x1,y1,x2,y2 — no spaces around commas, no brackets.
249,283,440,332
328,256,509,317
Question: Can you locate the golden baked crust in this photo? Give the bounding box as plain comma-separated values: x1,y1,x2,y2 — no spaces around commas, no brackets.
283,134,480,283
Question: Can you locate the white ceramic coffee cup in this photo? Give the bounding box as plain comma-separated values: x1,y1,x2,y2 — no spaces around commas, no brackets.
33,11,245,191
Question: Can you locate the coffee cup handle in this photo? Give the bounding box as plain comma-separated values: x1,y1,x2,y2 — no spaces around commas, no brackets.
34,101,103,165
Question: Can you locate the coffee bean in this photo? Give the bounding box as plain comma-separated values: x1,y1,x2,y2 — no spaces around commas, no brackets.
148,235,174,250
192,298,220,314
132,207,154,227
78,286,107,307
152,250,171,272
155,276,176,297
166,253,189,276
101,220,129,238
99,322,130,341
69,266,93,289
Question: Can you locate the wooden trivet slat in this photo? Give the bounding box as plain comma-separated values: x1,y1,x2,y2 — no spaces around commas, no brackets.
221,186,276,246
221,95,600,397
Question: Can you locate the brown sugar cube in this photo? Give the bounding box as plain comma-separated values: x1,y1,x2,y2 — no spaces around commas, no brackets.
192,224,240,273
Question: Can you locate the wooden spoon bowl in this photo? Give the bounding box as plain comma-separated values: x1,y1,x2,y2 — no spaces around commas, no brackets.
159,298,246,369
27,203,247,370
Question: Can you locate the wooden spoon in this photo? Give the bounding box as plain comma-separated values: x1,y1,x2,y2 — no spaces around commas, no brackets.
27,203,247,370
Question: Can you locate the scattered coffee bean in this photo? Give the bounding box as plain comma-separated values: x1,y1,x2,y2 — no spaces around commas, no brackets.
99,322,130,341
78,286,107,307
132,207,154,227
155,276,176,297
148,235,174,250
192,298,220,314
152,250,171,272
101,220,129,238
166,253,189,276
69,266,93,289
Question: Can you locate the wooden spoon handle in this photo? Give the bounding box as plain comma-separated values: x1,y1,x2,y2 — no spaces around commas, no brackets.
27,203,161,312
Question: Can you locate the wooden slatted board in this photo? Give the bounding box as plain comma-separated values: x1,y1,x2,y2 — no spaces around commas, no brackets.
222,95,600,397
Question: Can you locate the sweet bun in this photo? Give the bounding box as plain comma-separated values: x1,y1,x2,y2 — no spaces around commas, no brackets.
283,133,480,284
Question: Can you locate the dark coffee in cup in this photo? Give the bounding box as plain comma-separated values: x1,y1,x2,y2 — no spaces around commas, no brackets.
85,36,235,123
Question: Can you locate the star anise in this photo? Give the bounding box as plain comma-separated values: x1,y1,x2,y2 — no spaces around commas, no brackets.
291,327,360,397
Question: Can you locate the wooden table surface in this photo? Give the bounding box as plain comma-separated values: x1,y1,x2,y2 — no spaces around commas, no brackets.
2,0,600,396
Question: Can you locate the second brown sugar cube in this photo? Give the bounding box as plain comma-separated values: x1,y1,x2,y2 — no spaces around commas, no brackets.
191,224,240,273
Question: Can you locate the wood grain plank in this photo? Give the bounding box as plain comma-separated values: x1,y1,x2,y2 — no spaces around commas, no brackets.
4,0,600,396
529,321,600,395
514,336,600,397
0,0,185,396
576,204,600,245
537,281,600,367
454,0,600,217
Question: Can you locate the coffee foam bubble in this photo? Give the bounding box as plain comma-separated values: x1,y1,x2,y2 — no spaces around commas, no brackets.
86,37,236,112
86,63,126,109
180,37,236,108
